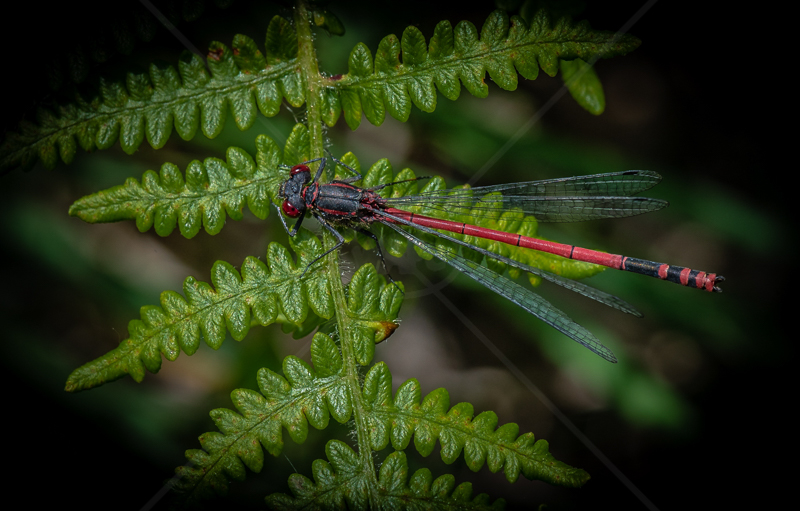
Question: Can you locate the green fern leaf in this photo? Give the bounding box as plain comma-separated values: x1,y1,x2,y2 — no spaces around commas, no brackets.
346,264,404,365
361,362,589,487
171,316,407,506
266,446,506,510
265,440,366,509
0,15,302,173
64,230,334,392
173,337,581,506
281,123,313,177
64,255,401,391
317,85,343,126
68,133,286,238
272,145,600,285
332,9,640,129
172,333,349,505
311,6,346,36
1,9,637,172
561,58,606,115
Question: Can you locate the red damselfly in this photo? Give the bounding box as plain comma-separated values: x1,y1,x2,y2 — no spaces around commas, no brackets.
276,157,724,363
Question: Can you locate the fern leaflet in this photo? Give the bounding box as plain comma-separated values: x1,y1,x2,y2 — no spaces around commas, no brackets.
0,15,302,172
331,9,639,128
266,446,507,510
69,134,286,237
173,337,586,506
1,9,638,173
362,362,589,487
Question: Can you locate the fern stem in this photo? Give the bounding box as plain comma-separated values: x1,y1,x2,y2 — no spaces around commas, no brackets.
295,1,382,506
294,0,324,157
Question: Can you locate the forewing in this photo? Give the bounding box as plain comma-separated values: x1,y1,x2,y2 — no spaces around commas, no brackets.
386,170,666,223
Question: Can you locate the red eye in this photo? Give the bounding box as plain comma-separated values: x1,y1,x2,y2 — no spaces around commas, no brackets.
282,200,301,218
290,164,310,176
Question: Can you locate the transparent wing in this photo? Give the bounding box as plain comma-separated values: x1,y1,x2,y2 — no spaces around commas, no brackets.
384,170,667,223
380,216,618,362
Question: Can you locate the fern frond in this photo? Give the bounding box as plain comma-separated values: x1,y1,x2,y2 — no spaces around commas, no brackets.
331,9,640,129
561,58,606,115
65,230,331,392
3,9,637,172
68,133,285,237
343,264,404,366
67,123,321,238
266,446,506,510
171,332,351,506
362,362,589,487
310,5,346,36
175,350,582,505
64,258,400,392
0,15,302,173
170,267,402,503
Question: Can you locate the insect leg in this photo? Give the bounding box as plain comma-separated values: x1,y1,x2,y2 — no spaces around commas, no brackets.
297,213,347,277
273,203,307,236
323,150,363,183
312,157,327,183
278,157,326,171
353,227,403,293
369,176,432,193
286,152,364,183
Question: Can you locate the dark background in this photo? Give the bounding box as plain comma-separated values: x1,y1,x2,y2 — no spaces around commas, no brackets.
0,1,786,509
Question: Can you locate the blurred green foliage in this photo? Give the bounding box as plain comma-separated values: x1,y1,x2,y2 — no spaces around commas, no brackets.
0,1,785,509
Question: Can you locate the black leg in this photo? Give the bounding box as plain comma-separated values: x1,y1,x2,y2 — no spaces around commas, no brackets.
273,203,306,236
278,157,328,183
354,227,403,293
369,176,431,193
324,150,363,183
284,153,364,184
297,213,347,278
278,156,326,170
312,157,327,183
274,205,340,279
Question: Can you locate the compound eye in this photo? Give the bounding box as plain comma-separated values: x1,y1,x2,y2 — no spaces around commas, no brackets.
290,164,311,181
282,200,301,218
